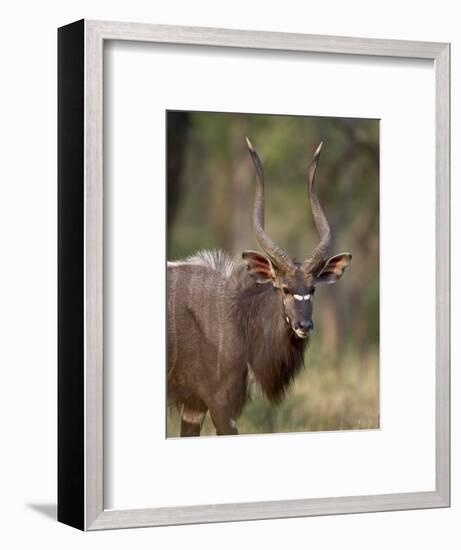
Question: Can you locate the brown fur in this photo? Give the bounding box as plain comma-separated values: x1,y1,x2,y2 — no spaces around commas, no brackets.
167,250,308,435
234,282,307,404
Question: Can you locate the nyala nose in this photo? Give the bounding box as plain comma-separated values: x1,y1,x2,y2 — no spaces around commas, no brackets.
298,319,314,332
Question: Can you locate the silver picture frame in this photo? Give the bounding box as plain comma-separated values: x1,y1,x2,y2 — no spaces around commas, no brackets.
58,19,450,531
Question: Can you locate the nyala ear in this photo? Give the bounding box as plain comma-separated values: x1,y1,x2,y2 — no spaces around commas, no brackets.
316,253,352,284
242,250,276,284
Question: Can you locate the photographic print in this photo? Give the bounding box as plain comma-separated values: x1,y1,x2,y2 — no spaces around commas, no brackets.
57,21,449,529
167,110,379,437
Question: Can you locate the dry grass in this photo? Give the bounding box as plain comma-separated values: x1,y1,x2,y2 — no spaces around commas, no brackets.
167,349,379,437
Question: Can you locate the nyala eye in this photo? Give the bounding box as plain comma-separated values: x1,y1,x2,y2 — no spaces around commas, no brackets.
282,287,290,295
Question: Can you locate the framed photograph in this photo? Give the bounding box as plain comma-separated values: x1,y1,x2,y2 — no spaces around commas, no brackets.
166,110,379,438
58,19,450,530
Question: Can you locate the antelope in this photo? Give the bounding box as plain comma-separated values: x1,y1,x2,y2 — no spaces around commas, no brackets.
167,138,351,436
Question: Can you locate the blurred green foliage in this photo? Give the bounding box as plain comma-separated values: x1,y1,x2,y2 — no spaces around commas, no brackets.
167,110,379,436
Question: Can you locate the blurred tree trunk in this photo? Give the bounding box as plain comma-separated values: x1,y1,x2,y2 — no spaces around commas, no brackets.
317,127,378,371
318,152,352,371
349,196,379,365
167,111,190,227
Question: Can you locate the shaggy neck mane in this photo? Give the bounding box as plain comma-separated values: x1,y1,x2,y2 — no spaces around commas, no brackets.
235,281,308,403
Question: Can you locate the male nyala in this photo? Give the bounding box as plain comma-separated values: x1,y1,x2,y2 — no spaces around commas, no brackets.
167,139,351,436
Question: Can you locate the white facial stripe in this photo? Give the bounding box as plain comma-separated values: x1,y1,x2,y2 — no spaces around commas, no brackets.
294,294,311,301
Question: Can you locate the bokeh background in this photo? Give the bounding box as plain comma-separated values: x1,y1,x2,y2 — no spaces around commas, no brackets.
166,110,379,436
